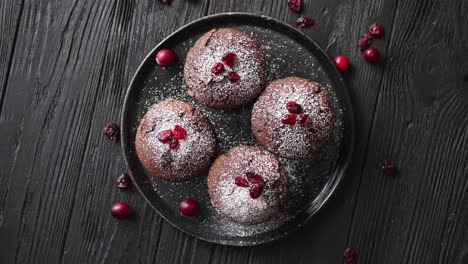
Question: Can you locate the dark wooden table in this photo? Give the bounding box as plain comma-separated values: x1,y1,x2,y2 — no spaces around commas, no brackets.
1,0,468,263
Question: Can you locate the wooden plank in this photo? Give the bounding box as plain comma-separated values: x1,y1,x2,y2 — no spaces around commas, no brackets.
0,0,24,111
0,0,207,263
0,0,24,236
61,1,210,263
347,0,468,262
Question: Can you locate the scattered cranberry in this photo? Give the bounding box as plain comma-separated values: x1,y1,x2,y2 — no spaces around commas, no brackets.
334,55,350,71
211,62,225,74
111,202,130,219
103,123,120,143
286,101,302,114
156,48,177,67
160,0,172,5
296,17,314,28
222,53,237,66
158,129,173,143
298,114,311,126
172,125,187,140
382,160,398,176
235,176,249,187
343,248,355,264
117,173,131,189
358,33,373,51
363,47,379,62
169,138,179,150
179,199,198,216
246,172,264,184
281,113,297,125
249,183,264,199
287,0,301,12
228,71,240,82
369,23,384,38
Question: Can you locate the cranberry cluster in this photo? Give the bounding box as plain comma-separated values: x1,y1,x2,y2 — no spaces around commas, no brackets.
287,0,315,29
157,124,187,150
235,172,265,199
359,23,384,62
211,53,240,82
281,101,311,127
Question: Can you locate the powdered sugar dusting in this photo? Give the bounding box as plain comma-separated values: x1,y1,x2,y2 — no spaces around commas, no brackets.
209,146,287,225
252,77,334,159
136,99,216,180
184,29,267,108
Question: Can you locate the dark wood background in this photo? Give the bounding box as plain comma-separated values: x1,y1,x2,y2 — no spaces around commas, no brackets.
1,0,467,263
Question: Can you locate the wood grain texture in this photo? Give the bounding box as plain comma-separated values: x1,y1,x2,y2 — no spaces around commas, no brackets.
0,0,467,263
0,0,24,237
0,0,207,263
347,0,468,263
0,0,24,111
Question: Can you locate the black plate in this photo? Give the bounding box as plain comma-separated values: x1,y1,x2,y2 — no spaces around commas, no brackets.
121,13,355,246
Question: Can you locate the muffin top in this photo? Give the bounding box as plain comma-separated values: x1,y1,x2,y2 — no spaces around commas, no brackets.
135,98,217,181
207,145,288,225
251,77,334,159
184,28,267,109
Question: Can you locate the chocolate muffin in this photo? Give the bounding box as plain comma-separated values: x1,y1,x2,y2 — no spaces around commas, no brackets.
135,99,217,181
184,28,267,109
207,145,288,225
251,77,334,160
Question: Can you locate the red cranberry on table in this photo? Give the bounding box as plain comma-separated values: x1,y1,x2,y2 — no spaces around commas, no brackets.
160,0,172,5
343,247,355,264
288,0,301,12
369,22,384,38
296,17,315,28
382,160,398,176
334,55,350,71
117,173,131,189
179,199,199,216
156,48,177,67
103,123,120,143
111,201,130,219
358,33,373,51
363,47,379,62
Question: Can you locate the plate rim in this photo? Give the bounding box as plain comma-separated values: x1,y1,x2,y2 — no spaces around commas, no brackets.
121,12,355,246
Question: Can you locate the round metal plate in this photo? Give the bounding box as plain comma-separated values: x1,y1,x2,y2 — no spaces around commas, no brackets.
121,13,354,246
